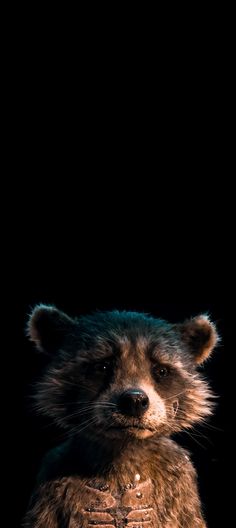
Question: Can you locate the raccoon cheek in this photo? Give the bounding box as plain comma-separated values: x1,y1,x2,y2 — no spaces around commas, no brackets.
154,399,167,420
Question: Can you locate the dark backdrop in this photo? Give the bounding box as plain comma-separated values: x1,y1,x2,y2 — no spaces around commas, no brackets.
3,13,232,527
11,265,227,528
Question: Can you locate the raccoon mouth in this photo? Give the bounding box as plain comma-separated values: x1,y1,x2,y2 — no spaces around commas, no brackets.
109,424,154,432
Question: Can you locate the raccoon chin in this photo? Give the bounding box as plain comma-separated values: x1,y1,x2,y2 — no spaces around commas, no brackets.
127,428,155,439
104,424,156,440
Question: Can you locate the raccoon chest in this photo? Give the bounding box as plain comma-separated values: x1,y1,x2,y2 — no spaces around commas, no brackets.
69,477,156,527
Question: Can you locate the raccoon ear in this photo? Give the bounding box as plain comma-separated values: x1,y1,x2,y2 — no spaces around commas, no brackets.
27,304,76,353
178,315,219,364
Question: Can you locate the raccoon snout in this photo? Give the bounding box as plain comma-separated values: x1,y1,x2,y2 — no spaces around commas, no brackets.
117,389,150,418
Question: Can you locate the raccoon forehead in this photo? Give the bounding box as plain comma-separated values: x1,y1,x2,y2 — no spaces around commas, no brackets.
75,334,184,366
75,311,174,342
115,335,183,362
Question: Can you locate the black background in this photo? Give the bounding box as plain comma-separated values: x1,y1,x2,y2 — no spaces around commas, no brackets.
5,12,233,526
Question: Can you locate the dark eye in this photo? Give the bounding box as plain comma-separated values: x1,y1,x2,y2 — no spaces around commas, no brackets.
93,359,113,373
155,366,169,378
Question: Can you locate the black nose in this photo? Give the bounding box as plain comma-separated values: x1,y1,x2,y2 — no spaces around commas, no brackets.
118,389,149,417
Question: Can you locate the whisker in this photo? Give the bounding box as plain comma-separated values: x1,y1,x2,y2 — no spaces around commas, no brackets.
163,390,188,401
180,429,208,450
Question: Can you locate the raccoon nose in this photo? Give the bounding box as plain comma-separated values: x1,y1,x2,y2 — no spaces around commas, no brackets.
118,389,149,417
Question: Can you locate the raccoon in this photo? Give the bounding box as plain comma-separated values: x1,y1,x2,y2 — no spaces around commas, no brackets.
23,305,219,527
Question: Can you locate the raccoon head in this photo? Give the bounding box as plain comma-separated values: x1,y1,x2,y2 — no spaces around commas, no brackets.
27,305,219,441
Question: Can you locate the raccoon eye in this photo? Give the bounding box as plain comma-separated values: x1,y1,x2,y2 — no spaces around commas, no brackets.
154,366,169,379
93,359,113,373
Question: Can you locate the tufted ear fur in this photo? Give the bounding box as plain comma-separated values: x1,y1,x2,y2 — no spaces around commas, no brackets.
178,314,219,364
27,304,76,353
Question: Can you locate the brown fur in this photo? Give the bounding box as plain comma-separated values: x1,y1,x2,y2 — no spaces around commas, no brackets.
24,307,218,527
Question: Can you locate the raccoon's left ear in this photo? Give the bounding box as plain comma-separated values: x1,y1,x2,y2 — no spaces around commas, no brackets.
177,315,219,364
27,304,77,354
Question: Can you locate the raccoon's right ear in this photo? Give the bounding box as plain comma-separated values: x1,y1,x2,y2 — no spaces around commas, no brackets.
26,304,77,353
